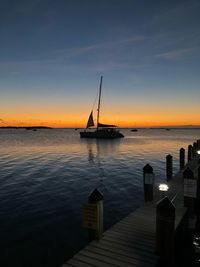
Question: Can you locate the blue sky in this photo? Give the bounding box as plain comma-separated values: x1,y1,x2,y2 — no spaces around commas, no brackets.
0,0,200,127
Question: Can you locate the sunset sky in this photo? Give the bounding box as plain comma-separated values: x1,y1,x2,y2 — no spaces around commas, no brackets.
0,0,200,128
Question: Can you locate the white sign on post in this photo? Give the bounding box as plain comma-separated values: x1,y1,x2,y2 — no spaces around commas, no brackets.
184,179,197,198
145,173,154,184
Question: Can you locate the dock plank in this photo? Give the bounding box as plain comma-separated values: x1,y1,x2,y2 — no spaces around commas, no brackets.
83,246,155,267
89,243,157,264
95,239,158,259
79,249,153,267
67,258,95,267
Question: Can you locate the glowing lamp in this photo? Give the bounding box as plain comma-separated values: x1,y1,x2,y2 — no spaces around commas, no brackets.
159,183,169,191
197,150,200,155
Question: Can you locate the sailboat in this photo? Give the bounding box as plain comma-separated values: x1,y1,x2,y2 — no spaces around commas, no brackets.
80,76,124,139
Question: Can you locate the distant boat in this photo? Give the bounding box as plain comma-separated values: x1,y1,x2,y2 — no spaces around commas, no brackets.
131,129,138,132
26,128,37,131
80,76,124,139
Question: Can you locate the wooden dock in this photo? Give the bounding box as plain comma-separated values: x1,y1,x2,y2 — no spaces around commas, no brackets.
61,142,200,267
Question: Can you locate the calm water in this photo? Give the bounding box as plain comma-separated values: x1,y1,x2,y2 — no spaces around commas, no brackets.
0,128,199,267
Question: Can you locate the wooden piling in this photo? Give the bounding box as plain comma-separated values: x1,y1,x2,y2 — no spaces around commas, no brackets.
179,147,185,170
143,164,154,201
83,188,104,241
197,139,200,150
183,167,196,222
156,197,175,267
196,165,200,234
198,165,200,189
188,145,193,162
193,142,198,157
196,165,200,198
166,154,173,181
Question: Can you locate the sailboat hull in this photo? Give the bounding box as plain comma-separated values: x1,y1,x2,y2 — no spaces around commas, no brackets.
80,129,124,139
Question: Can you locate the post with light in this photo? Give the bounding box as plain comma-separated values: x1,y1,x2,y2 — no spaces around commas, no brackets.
156,197,175,267
143,164,154,202
179,147,185,170
183,167,196,229
197,139,200,150
166,154,173,181
193,142,198,158
196,165,200,234
159,182,169,200
82,188,104,241
188,144,193,162
196,148,200,160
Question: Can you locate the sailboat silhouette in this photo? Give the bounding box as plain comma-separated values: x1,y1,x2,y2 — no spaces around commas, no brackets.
80,76,124,139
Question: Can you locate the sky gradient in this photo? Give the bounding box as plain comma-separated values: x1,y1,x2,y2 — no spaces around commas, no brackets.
0,0,200,128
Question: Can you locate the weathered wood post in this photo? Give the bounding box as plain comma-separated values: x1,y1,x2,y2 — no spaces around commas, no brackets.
198,165,200,191
179,147,185,170
183,167,196,229
188,145,193,162
166,154,173,181
193,142,198,158
195,164,200,212
156,197,175,267
195,164,200,207
143,164,154,202
197,139,200,150
83,188,104,241
196,165,200,233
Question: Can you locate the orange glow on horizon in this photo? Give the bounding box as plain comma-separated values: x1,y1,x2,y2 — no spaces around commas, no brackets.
1,93,200,128
1,112,200,128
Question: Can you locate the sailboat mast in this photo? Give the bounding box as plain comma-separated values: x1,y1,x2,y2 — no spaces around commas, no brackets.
96,76,103,130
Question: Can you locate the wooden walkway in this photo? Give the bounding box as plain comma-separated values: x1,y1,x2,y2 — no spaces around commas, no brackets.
61,155,200,267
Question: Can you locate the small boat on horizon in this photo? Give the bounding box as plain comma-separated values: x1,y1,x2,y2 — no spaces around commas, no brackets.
131,129,138,132
80,76,124,139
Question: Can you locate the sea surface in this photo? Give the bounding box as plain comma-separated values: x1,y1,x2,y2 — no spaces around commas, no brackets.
0,128,199,267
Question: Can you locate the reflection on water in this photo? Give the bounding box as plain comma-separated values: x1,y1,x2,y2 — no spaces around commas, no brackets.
83,138,121,164
0,128,199,267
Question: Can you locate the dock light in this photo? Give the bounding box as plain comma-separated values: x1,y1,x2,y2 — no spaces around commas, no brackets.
197,150,200,155
159,183,169,191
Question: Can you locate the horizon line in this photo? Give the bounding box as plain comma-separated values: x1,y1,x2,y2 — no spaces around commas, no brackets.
1,125,200,129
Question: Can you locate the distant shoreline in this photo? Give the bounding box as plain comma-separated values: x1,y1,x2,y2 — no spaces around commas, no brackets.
0,126,200,130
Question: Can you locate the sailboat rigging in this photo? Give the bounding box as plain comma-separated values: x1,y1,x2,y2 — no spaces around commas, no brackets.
80,76,124,139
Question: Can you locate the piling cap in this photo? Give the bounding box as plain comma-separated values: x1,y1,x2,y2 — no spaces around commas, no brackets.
193,142,197,147
88,188,104,202
180,147,185,152
183,167,194,179
143,164,153,173
166,154,172,159
156,197,175,217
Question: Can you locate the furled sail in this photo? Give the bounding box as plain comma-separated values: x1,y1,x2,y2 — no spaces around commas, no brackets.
86,111,95,128
98,122,117,128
